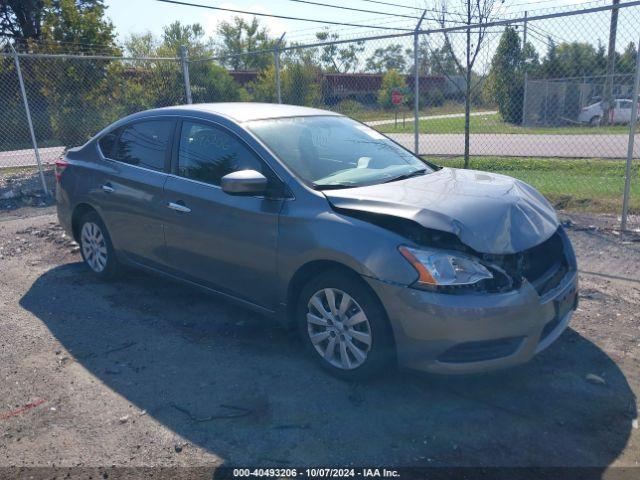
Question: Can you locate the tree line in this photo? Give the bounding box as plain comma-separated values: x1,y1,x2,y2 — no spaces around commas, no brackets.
0,1,637,149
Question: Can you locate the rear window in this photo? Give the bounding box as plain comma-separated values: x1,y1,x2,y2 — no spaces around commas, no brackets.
112,120,173,171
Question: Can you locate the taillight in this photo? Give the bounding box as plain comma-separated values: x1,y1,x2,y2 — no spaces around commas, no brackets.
55,157,69,182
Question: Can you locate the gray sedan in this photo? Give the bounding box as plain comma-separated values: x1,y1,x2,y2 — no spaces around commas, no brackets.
56,103,578,380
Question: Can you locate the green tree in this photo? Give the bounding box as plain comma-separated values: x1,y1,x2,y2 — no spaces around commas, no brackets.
366,44,407,73
41,0,116,54
283,61,321,106
540,41,603,78
314,29,364,73
158,21,212,57
216,16,275,70
377,69,407,109
28,0,119,146
0,0,45,40
484,27,524,124
249,59,321,106
430,44,460,76
1,0,111,44
123,22,242,109
191,63,246,103
618,42,637,74
248,64,276,102
123,31,157,57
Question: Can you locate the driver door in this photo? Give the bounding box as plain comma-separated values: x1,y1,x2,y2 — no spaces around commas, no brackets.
161,119,285,311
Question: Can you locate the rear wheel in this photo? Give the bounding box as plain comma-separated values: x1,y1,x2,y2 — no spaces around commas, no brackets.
78,211,119,280
297,269,395,380
589,115,601,127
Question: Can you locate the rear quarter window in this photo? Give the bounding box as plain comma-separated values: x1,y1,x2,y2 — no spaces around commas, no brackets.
98,130,120,158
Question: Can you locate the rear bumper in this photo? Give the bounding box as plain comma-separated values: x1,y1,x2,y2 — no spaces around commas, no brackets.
365,270,578,374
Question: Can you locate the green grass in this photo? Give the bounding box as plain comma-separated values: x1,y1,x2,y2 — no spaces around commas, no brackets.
429,156,640,214
377,113,634,135
344,102,466,123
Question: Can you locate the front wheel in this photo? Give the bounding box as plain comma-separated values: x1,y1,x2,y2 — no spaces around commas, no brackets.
297,269,395,380
589,115,601,127
78,211,119,280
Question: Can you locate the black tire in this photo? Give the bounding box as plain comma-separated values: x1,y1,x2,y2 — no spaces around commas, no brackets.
296,268,395,380
77,211,119,280
590,115,601,127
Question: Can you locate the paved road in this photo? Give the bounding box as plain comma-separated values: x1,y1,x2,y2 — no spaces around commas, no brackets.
0,146,64,168
364,110,497,126
0,132,637,168
388,133,638,158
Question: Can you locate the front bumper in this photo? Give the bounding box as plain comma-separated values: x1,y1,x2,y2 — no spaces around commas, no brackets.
365,270,578,374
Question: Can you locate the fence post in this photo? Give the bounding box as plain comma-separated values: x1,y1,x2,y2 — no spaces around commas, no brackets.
414,11,427,155
180,45,192,104
274,33,286,104
620,37,640,231
522,72,528,125
12,47,49,197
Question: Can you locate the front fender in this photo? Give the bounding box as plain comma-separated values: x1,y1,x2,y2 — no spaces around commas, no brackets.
276,204,419,306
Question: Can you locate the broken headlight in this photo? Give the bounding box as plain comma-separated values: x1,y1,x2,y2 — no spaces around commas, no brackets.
399,246,493,288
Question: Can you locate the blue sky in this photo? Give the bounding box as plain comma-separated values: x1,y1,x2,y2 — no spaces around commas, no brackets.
104,0,639,71
105,0,597,42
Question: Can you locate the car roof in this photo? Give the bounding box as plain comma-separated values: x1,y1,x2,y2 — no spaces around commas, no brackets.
154,102,343,122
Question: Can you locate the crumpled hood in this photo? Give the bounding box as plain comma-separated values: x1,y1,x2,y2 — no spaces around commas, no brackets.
324,167,559,254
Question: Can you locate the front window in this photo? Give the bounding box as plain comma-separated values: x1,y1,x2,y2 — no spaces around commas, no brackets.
247,116,432,189
177,121,270,186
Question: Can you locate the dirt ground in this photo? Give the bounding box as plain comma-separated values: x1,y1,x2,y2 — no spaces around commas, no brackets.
0,202,639,474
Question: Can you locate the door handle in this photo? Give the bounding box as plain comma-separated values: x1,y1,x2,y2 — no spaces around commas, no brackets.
101,184,115,193
167,202,191,213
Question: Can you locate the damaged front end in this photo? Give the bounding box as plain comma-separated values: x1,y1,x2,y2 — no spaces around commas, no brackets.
337,208,575,296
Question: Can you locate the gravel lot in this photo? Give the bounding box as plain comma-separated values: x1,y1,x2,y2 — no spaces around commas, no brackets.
0,203,639,473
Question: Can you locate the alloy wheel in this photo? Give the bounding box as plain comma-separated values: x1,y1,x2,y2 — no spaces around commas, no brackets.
306,288,372,370
80,222,108,273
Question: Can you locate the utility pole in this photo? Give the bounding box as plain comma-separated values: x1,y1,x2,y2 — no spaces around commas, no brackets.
523,10,528,47
603,0,620,125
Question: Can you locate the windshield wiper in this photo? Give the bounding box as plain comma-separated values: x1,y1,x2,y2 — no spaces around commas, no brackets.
313,183,358,190
382,169,428,183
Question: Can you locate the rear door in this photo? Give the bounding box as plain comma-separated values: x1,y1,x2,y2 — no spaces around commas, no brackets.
161,119,285,310
96,118,175,267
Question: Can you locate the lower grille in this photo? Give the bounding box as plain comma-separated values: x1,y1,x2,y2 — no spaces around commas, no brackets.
438,336,525,364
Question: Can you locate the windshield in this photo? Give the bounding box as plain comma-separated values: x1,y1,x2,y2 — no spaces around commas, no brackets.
246,115,433,189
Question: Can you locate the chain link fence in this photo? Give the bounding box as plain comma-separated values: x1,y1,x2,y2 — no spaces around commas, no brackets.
1,1,639,229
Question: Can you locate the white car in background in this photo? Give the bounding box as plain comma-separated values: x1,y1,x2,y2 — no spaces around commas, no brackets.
578,98,639,126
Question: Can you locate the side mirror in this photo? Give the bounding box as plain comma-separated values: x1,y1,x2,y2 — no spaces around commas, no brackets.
221,169,268,195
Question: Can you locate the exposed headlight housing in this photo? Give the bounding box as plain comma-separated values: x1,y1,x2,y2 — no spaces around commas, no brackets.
399,246,493,287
